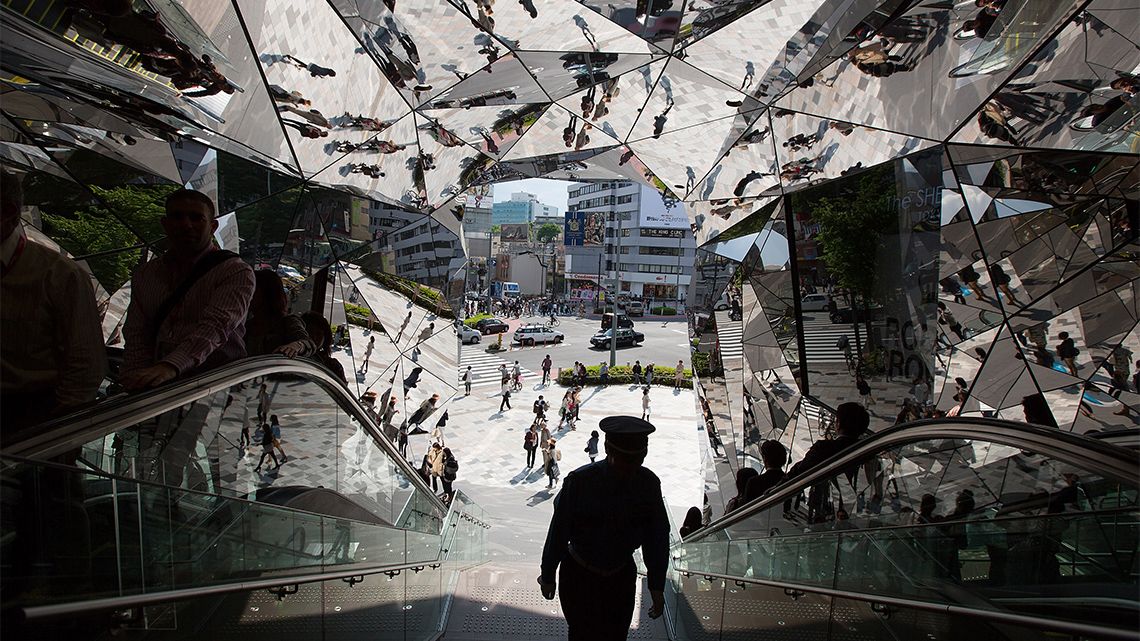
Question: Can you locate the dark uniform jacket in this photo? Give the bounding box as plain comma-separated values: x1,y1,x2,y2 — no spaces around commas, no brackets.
541,460,670,591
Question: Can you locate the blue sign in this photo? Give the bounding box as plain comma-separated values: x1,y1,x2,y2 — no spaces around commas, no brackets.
564,211,586,246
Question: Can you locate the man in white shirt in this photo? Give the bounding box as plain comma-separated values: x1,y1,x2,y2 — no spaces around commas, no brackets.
1,172,105,431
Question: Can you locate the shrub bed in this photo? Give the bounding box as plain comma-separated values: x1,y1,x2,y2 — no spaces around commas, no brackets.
359,268,455,319
650,306,677,315
556,364,693,389
464,313,492,327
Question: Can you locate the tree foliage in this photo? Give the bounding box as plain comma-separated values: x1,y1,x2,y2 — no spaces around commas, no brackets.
535,222,561,243
803,168,896,305
38,183,175,292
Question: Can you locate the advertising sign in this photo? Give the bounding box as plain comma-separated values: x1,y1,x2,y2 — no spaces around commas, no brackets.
500,223,530,242
564,211,585,246
583,211,605,246
639,185,688,229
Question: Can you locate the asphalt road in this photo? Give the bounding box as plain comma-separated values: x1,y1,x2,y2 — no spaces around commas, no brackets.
463,314,693,373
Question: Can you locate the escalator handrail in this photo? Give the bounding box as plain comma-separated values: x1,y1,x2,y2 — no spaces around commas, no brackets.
671,568,1139,641
1,356,449,516
17,481,487,622
683,417,1139,544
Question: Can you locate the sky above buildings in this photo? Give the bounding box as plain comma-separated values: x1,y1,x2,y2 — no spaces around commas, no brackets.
492,178,573,214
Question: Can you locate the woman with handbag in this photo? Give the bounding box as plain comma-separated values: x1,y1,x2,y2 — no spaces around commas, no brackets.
441,448,459,500
543,438,561,489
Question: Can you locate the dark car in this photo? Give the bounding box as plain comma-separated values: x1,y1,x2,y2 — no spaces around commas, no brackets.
475,317,509,335
600,312,635,330
590,328,645,348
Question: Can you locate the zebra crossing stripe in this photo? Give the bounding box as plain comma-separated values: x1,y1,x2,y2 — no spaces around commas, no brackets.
458,348,538,387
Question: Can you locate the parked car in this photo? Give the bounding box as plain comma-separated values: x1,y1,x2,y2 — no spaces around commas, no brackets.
458,324,481,344
513,324,564,346
601,312,635,330
475,317,509,335
626,301,645,316
800,293,831,312
590,328,645,348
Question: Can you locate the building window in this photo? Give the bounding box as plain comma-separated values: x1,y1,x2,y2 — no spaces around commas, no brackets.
617,195,632,204
639,246,683,256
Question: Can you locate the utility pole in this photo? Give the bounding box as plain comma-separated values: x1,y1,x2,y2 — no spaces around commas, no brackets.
610,211,621,367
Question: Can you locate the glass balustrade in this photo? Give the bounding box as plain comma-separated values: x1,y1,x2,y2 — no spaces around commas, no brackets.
1,360,489,641
664,424,1138,640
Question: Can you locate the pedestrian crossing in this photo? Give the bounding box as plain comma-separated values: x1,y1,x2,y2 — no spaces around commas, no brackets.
714,313,744,361
458,345,538,388
800,317,863,365
716,313,863,367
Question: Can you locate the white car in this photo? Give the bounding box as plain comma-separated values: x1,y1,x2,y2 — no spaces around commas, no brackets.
277,265,304,282
513,324,564,346
458,324,481,344
800,293,831,311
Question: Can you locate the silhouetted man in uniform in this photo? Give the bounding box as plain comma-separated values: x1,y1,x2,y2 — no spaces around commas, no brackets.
539,416,668,640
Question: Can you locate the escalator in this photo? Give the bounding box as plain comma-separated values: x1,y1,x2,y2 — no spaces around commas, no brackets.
1,356,489,640
661,420,1139,641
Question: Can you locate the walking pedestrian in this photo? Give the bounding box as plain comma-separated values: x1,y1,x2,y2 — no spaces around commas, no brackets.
632,360,643,385
256,383,272,424
645,363,654,386
642,387,651,420
500,363,509,393
599,361,609,386
500,387,512,412
463,365,473,395
1057,331,1079,376
381,396,399,440
398,423,409,458
360,336,375,373
856,373,874,407
557,390,571,429
543,438,561,488
441,447,459,500
270,414,288,463
538,416,669,638
524,425,539,467
240,421,251,449
674,360,685,388
254,423,279,473
542,354,552,385
427,442,444,492
533,395,548,420
585,429,599,462
395,311,412,341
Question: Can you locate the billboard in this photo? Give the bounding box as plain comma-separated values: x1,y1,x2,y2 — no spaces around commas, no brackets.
639,185,688,229
583,211,605,245
564,211,585,246
500,223,530,242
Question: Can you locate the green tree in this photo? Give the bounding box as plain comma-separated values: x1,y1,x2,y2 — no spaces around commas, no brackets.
38,183,175,291
535,222,561,243
810,170,896,305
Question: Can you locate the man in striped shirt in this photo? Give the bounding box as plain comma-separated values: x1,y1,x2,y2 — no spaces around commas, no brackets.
120,190,254,391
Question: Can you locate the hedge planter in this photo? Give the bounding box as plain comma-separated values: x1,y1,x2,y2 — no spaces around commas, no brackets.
556,365,693,389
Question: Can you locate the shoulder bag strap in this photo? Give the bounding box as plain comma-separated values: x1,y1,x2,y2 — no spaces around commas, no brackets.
150,250,240,343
